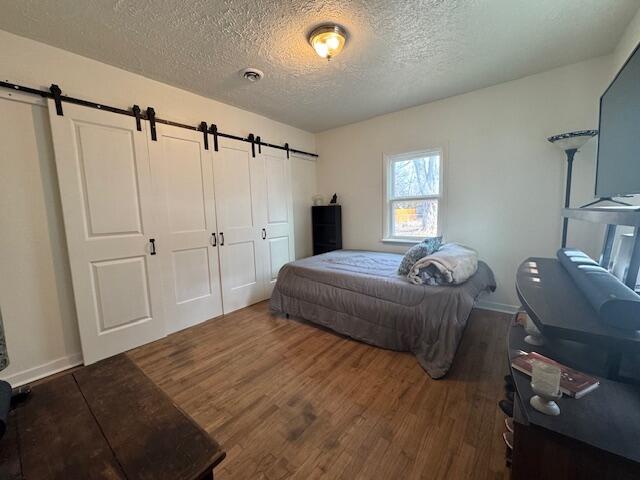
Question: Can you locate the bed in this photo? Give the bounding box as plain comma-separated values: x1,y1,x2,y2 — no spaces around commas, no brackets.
270,250,496,378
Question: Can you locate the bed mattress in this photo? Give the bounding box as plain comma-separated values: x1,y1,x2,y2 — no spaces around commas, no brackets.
270,249,496,378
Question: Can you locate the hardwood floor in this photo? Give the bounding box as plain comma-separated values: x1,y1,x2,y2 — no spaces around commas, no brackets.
129,301,511,480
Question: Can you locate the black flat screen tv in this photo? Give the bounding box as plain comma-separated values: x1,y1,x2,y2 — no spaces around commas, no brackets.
595,41,640,198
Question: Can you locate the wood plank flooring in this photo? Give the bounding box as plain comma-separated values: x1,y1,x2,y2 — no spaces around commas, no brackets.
129,301,511,480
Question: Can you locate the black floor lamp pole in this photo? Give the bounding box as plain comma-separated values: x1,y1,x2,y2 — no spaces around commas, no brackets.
561,148,577,248
548,130,598,249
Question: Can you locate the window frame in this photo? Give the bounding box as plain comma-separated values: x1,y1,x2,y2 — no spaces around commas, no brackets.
381,148,444,243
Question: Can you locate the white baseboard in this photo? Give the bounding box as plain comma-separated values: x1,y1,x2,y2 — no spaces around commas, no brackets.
0,352,83,387
474,300,519,314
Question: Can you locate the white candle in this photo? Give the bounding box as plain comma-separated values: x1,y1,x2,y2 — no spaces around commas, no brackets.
531,360,561,397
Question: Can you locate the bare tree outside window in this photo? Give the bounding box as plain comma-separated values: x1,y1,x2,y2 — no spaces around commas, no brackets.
385,151,441,239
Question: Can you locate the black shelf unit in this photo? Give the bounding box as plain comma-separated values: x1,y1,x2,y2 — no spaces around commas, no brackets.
312,205,342,255
506,256,640,478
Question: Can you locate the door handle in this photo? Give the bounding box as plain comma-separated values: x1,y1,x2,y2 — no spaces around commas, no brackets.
220,232,224,246
149,238,157,255
211,233,217,247
261,228,266,240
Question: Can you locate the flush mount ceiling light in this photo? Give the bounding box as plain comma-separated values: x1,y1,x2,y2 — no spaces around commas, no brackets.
241,67,264,82
308,24,348,60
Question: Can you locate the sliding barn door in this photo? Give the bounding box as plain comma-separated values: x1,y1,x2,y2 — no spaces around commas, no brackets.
212,139,267,313
260,147,295,295
148,124,223,333
48,101,165,365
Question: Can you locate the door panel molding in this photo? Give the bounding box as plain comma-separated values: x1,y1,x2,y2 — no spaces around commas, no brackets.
148,123,223,333
260,146,295,295
48,100,166,365
213,138,267,313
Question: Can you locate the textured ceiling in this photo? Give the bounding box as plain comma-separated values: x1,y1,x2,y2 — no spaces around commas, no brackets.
0,0,637,132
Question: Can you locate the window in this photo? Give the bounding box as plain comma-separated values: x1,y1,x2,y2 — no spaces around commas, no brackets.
383,149,442,241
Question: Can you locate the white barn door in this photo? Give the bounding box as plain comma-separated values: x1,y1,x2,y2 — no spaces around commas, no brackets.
48,101,165,364
212,139,267,313
261,147,295,295
148,124,222,333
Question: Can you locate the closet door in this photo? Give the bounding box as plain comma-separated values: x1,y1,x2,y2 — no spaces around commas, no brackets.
212,138,267,313
148,124,222,333
48,101,165,365
260,146,295,295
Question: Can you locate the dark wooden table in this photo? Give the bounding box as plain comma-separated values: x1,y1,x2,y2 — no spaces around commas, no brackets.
0,354,225,480
508,323,640,479
516,257,640,379
511,257,640,479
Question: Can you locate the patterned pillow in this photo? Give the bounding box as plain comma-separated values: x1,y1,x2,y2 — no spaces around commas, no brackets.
397,236,443,276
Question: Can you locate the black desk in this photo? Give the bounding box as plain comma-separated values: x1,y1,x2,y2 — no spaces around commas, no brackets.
516,257,640,379
509,325,640,459
510,257,640,479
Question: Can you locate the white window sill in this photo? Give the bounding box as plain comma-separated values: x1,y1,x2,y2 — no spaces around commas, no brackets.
380,238,422,245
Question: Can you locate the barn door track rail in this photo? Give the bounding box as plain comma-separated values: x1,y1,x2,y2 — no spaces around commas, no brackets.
0,80,318,158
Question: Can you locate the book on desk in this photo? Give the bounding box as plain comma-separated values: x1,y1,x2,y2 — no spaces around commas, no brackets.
511,351,600,399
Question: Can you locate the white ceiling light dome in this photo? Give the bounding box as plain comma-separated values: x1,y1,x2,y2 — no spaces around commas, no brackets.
308,24,348,60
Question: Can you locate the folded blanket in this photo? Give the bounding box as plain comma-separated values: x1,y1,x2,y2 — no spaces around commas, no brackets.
408,243,478,285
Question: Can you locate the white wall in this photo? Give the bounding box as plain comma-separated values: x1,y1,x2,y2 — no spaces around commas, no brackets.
614,7,640,71
0,92,82,385
316,55,614,309
291,155,318,259
0,30,316,385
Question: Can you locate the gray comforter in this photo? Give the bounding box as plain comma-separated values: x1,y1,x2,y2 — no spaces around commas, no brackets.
270,250,496,378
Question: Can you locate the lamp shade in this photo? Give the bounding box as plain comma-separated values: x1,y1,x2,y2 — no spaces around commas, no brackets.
547,130,598,151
